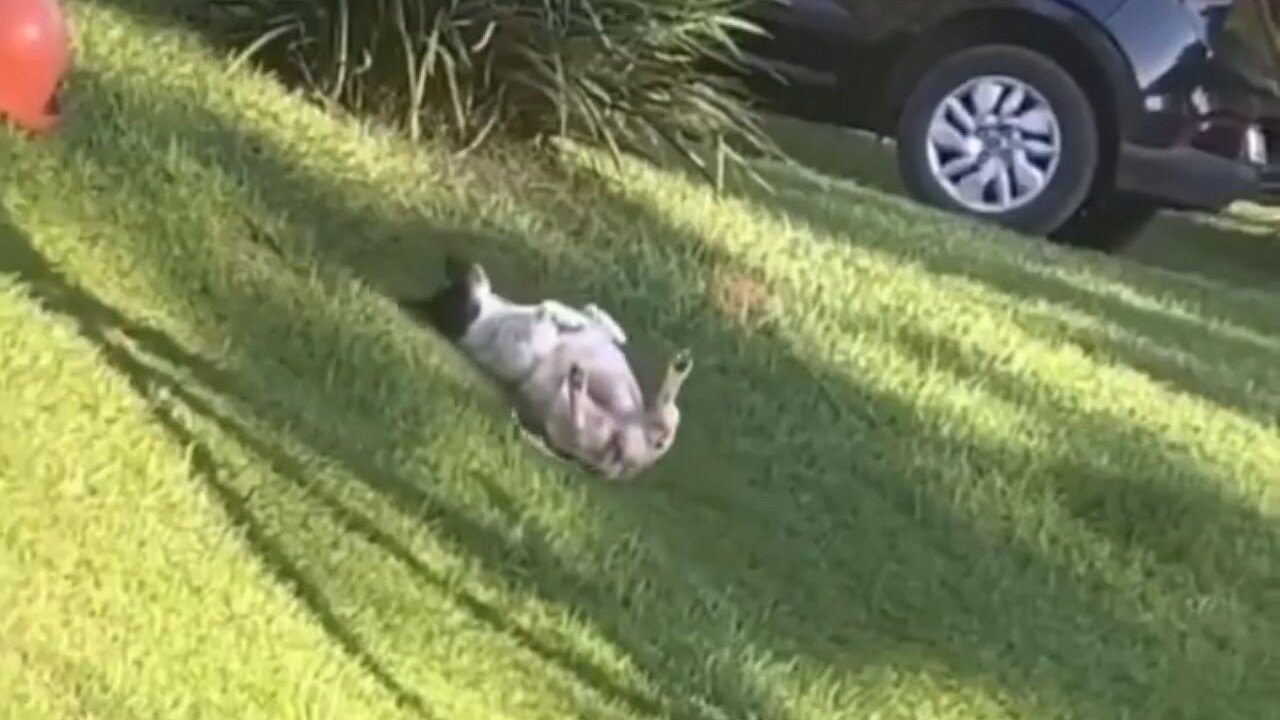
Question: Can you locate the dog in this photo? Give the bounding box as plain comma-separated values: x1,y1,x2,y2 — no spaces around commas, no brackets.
406,255,692,480
403,255,627,385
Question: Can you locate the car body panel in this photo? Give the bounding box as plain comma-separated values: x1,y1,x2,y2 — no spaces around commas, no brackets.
743,0,1208,144
743,1,1138,142
750,0,1128,42
1105,0,1216,145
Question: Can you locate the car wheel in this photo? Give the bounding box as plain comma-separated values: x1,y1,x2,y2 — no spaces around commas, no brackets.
895,45,1098,237
1049,192,1159,253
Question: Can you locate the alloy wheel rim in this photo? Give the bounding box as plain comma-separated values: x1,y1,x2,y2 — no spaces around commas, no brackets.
925,75,1062,213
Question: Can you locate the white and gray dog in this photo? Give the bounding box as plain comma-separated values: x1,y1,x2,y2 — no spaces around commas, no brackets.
404,256,692,481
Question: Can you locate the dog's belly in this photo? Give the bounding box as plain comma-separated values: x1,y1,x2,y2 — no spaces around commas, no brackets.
572,342,642,414
466,339,534,383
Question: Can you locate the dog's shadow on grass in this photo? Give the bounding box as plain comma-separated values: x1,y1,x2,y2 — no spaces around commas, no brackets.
27,8,1279,718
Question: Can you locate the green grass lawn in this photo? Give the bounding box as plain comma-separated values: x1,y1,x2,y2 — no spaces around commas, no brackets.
764,114,1280,294
2,2,1277,719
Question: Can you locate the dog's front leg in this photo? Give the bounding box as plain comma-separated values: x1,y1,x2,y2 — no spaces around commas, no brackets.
583,303,627,345
539,300,590,332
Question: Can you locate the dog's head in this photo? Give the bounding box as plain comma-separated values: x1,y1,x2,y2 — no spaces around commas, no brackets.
420,255,489,341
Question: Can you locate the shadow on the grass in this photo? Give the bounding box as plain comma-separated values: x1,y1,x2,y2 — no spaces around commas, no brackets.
1,208,674,720
552,169,1279,719
0,219,436,718
883,321,1278,619
1125,211,1280,292
16,5,1276,718
738,161,1280,424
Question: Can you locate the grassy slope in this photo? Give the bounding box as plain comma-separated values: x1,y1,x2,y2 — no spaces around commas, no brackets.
2,2,1277,719
763,115,1280,294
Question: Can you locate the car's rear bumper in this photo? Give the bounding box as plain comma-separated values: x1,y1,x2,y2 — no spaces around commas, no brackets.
1115,141,1263,212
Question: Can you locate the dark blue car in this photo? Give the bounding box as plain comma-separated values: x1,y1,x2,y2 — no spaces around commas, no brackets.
741,0,1279,250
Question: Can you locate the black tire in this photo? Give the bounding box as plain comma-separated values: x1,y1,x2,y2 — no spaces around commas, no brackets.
1049,192,1158,253
895,45,1099,237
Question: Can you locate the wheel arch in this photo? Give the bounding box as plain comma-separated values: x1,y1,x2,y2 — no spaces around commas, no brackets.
880,1,1141,187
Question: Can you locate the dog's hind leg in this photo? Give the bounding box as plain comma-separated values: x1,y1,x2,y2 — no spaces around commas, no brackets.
653,348,693,409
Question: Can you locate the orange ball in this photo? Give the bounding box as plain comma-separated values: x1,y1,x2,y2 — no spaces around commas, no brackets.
0,0,70,134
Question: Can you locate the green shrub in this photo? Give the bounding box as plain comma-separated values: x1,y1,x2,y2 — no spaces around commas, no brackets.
203,0,781,184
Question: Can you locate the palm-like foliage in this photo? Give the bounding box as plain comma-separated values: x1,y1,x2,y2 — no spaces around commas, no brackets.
203,0,782,185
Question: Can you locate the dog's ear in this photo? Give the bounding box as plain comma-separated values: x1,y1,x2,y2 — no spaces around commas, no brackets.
443,253,491,295
412,258,481,341
443,253,470,284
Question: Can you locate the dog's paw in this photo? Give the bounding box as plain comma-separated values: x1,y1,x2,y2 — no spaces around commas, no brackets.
671,348,693,376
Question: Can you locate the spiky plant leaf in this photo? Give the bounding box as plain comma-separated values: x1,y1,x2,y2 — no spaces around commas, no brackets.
201,0,783,186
